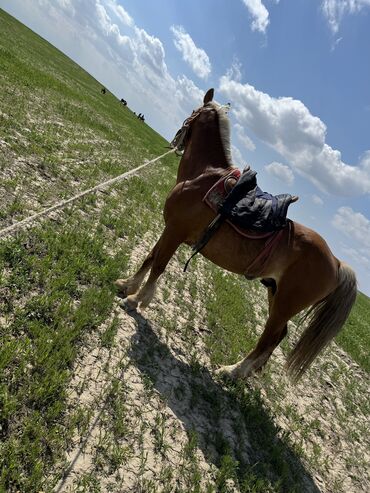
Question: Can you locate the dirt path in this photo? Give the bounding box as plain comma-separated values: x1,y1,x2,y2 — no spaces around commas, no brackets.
53,238,370,493
55,239,250,491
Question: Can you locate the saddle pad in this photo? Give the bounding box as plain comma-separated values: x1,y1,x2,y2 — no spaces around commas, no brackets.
203,170,274,240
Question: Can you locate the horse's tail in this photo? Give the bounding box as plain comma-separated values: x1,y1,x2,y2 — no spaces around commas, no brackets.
286,262,357,381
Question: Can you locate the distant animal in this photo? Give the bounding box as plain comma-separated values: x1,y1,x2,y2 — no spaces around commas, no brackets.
120,98,127,106
115,89,357,382
101,87,106,94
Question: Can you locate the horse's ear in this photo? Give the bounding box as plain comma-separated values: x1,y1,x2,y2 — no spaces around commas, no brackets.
203,88,214,105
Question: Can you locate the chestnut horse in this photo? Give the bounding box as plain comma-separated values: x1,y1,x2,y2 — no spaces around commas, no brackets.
115,89,357,381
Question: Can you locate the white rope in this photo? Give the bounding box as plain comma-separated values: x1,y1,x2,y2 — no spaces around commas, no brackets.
0,148,177,238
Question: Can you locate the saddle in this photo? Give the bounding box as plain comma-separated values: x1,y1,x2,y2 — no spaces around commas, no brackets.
205,167,297,234
183,167,297,272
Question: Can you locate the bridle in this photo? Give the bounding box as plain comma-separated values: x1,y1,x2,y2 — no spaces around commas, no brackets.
170,103,231,156
170,107,203,155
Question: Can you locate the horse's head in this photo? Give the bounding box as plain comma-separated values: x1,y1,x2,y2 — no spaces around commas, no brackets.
171,89,232,165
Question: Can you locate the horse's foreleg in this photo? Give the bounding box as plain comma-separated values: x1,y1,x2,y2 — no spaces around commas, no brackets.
125,227,181,310
115,243,158,297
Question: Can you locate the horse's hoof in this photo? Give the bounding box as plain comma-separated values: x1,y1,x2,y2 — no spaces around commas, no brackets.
139,300,150,310
114,279,137,298
114,279,127,297
122,295,139,311
215,364,241,380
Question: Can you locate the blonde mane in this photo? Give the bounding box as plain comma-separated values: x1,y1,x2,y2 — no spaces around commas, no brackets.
208,101,233,165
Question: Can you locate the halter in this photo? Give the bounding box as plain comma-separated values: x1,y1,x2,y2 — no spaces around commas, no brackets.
170,107,203,155
170,103,230,156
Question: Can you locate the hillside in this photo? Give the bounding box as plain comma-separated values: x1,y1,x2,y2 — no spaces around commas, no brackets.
0,8,369,493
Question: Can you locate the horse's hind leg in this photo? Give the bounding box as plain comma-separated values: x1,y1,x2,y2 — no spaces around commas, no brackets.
217,269,331,380
255,279,287,374
265,280,288,345
217,280,296,380
217,303,289,379
124,226,181,310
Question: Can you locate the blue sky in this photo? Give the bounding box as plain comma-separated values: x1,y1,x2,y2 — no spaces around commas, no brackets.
1,0,370,295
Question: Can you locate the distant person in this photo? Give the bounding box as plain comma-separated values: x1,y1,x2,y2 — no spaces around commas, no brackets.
101,87,106,94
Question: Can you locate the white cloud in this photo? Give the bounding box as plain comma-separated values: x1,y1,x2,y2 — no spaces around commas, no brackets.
227,61,243,83
171,25,211,79
96,2,123,39
234,123,255,151
341,245,370,270
175,75,204,107
265,161,294,185
333,207,370,276
218,74,370,196
360,150,370,171
321,0,370,33
19,0,206,139
231,144,245,166
105,0,133,26
133,27,168,78
56,0,76,14
333,207,370,246
330,36,342,51
241,0,270,33
312,194,324,205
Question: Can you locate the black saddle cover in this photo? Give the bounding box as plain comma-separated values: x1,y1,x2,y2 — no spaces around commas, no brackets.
219,168,293,233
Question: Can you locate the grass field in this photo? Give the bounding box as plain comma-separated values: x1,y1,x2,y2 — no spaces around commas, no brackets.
0,8,369,493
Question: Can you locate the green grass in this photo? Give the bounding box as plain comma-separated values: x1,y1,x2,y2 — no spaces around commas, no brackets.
202,273,306,492
206,268,257,366
0,8,170,228
0,8,178,491
199,270,370,491
337,291,370,372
